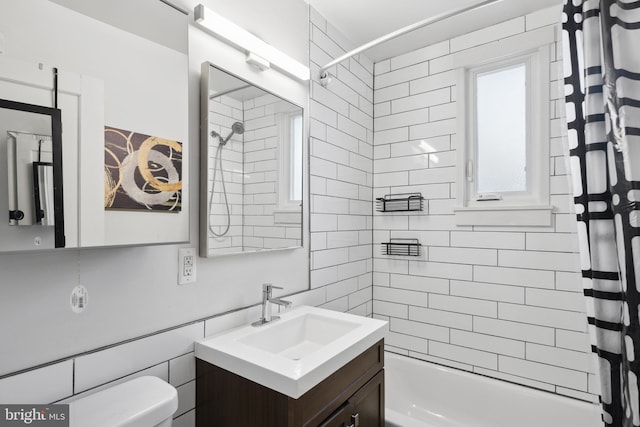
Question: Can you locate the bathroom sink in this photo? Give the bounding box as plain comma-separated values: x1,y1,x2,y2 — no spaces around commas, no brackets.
195,305,387,398
237,312,361,359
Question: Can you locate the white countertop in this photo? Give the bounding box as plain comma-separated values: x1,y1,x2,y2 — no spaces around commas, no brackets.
195,305,388,398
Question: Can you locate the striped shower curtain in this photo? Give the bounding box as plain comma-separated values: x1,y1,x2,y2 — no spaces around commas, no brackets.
562,0,640,426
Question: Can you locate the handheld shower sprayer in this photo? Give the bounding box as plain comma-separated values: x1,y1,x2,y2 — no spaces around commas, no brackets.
208,121,245,238
211,121,245,146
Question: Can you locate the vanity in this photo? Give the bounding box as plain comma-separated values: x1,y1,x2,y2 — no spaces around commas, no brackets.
195,306,387,426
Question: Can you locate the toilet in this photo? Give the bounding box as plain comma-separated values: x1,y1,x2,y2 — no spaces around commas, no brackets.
68,376,178,427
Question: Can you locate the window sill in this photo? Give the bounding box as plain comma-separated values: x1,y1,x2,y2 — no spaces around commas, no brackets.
454,205,553,226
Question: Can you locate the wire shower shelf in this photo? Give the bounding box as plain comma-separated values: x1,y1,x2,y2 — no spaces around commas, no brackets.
376,193,424,212
381,238,422,256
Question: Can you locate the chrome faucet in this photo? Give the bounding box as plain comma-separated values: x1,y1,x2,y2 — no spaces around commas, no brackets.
252,283,292,327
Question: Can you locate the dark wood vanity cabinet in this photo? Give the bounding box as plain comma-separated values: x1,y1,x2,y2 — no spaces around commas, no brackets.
196,339,384,427
317,370,384,427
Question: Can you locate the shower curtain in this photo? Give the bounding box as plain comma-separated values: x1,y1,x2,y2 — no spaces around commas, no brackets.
562,0,640,425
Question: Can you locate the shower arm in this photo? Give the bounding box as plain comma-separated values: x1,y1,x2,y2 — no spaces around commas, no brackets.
318,0,505,84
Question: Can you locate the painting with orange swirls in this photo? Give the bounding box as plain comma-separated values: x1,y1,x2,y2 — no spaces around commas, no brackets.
104,126,182,211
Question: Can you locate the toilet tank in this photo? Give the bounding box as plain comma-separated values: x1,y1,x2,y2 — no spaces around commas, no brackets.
69,376,178,427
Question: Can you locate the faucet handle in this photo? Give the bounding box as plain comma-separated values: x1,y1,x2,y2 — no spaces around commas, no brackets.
263,283,283,291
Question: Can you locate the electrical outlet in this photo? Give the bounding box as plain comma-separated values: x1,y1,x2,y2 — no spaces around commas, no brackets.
178,248,196,285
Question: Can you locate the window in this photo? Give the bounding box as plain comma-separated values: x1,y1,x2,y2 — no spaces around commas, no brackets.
476,62,527,195
278,111,303,210
455,41,552,226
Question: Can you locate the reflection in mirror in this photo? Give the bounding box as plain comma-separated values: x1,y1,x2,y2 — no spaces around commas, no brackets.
0,99,64,250
7,132,54,226
33,161,55,226
200,63,304,257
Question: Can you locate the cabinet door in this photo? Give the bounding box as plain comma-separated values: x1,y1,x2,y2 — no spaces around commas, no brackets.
318,403,352,427
347,370,385,427
318,370,385,427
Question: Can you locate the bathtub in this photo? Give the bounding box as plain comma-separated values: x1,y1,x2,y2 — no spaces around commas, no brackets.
384,352,603,427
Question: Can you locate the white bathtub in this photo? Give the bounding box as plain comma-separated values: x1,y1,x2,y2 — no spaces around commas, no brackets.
384,352,603,427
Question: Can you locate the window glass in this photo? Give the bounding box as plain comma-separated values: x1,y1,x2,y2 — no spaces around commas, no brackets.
476,63,527,194
290,113,302,202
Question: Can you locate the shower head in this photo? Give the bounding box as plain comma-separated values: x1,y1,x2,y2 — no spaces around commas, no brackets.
231,121,245,135
220,121,245,145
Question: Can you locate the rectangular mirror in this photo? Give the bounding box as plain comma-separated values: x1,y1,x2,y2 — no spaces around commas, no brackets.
0,99,65,250
200,63,304,257
0,0,189,252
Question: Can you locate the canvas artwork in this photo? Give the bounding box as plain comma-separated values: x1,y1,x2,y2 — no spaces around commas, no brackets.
104,126,182,211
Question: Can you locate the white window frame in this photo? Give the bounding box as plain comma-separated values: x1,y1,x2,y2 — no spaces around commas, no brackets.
454,30,553,227
277,111,303,211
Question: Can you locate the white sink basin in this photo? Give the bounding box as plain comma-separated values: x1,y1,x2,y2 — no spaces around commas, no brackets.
195,305,387,398
237,312,361,359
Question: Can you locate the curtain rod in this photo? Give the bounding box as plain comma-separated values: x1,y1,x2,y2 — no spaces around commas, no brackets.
318,0,505,84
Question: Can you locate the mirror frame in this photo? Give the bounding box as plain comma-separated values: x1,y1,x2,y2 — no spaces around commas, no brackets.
1,98,65,248
200,62,305,257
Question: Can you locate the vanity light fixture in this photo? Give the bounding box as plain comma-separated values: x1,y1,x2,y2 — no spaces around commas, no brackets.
194,4,310,81
245,52,270,71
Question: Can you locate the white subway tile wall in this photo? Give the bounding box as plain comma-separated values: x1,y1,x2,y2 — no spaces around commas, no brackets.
0,324,202,425
73,323,203,393
175,380,196,419
0,305,270,427
242,93,302,250
372,5,598,402
310,9,374,315
169,352,196,388
0,360,73,404
58,363,169,404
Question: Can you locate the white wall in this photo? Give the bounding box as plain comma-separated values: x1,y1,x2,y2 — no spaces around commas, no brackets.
308,8,375,315
371,6,600,402
0,0,311,386
0,2,378,426
183,0,309,66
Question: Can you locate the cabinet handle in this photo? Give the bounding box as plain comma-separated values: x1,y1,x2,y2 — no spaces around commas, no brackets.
347,413,359,427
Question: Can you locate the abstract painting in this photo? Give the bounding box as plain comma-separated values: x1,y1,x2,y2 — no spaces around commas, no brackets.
104,126,182,211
